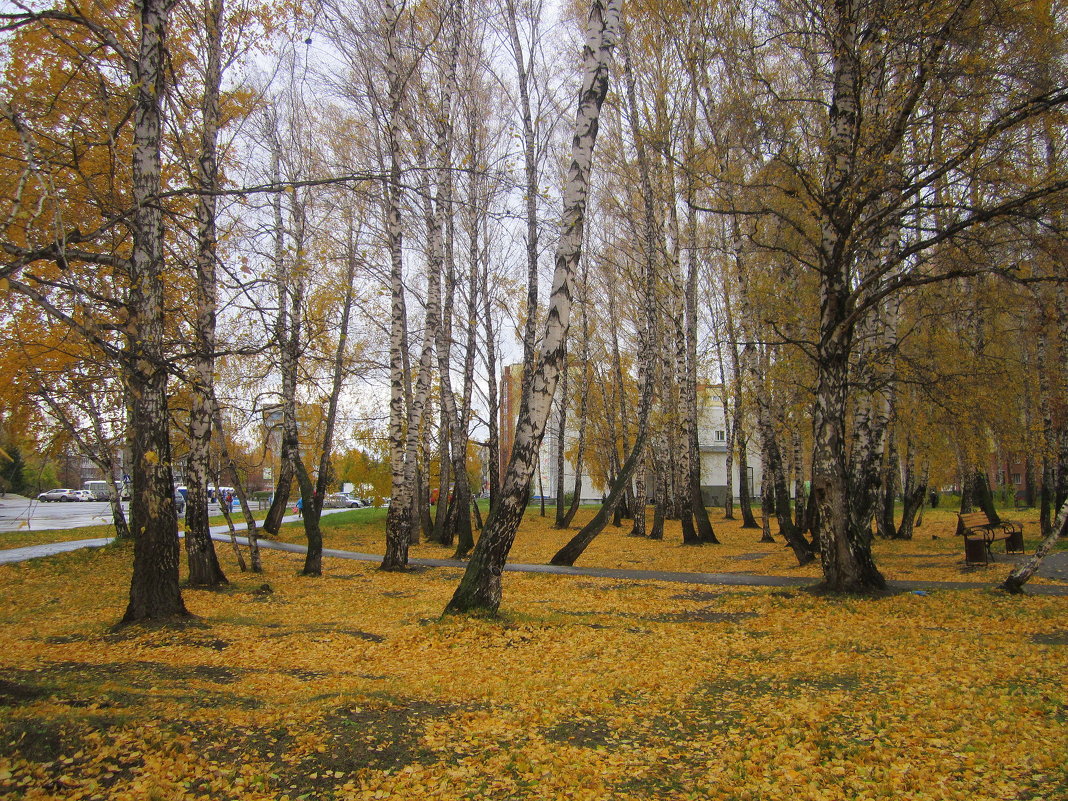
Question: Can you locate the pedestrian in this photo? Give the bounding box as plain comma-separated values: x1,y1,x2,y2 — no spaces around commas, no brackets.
295,496,303,517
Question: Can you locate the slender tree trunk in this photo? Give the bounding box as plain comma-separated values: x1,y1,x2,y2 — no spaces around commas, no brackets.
483,223,500,511
1037,328,1056,535
607,281,634,520
430,4,473,552
759,443,774,544
876,425,899,540
896,442,927,541
301,225,359,576
444,0,621,614
262,144,292,537
210,394,261,572
561,268,591,529
214,487,247,573
1055,282,1068,512
973,469,1000,524
432,412,451,544
737,432,759,528
792,428,806,532
382,0,413,570
537,462,546,517
649,457,667,541
745,344,814,564
554,351,569,528
122,0,189,622
503,0,540,384
720,264,756,528
184,0,227,588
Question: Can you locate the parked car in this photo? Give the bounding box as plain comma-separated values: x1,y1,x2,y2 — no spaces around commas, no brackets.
174,490,186,516
323,492,352,509
37,488,78,502
70,490,94,502
345,495,364,508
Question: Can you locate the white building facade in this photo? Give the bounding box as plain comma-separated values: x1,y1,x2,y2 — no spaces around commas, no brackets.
500,366,763,506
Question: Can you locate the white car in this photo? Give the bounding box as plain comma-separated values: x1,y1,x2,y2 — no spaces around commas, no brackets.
70,490,95,502
37,488,78,502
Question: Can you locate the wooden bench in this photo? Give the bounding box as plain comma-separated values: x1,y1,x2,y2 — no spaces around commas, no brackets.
957,511,1024,565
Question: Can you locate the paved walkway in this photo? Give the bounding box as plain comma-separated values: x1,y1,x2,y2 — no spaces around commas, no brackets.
2,517,1066,595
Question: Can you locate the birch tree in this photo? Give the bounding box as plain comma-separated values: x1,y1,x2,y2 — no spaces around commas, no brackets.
1,0,190,621
181,0,229,588
445,0,621,614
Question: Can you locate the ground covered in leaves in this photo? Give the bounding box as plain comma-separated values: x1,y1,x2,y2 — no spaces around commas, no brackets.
0,509,1065,800
277,505,1066,586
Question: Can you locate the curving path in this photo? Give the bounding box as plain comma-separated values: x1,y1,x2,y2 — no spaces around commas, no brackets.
1,514,1066,596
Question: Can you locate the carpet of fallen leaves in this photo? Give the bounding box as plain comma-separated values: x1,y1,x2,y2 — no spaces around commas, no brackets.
0,508,1065,801
281,505,1066,585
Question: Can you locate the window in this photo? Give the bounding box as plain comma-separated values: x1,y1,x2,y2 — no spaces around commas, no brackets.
1011,473,1021,485
714,430,726,442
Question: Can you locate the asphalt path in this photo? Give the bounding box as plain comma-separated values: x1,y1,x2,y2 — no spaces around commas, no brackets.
0,502,1065,595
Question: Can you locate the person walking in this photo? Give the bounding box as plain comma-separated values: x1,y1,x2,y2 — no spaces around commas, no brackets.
295,496,303,518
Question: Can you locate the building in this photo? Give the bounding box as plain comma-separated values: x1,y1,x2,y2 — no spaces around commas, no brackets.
498,364,762,506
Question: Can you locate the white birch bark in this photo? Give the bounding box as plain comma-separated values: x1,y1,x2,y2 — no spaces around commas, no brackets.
503,0,541,375
809,0,885,591
445,0,621,613
382,0,414,569
122,0,188,622
1003,498,1068,593
553,18,658,562
184,0,227,588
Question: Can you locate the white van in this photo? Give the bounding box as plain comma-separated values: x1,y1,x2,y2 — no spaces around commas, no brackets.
83,480,113,500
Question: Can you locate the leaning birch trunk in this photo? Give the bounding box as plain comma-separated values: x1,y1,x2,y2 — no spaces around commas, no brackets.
37,391,131,540
212,468,246,572
184,0,228,588
444,0,620,614
896,439,927,541
1002,498,1068,593
122,0,189,622
1057,282,1068,510
1036,328,1055,535
302,226,359,576
561,268,592,529
554,20,660,562
675,59,716,543
759,442,774,544
733,240,811,561
382,0,414,569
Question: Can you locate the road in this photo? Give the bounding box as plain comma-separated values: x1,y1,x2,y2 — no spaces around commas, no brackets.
0,496,234,533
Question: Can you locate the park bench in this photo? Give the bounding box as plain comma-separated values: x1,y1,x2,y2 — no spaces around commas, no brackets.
957,511,1024,565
